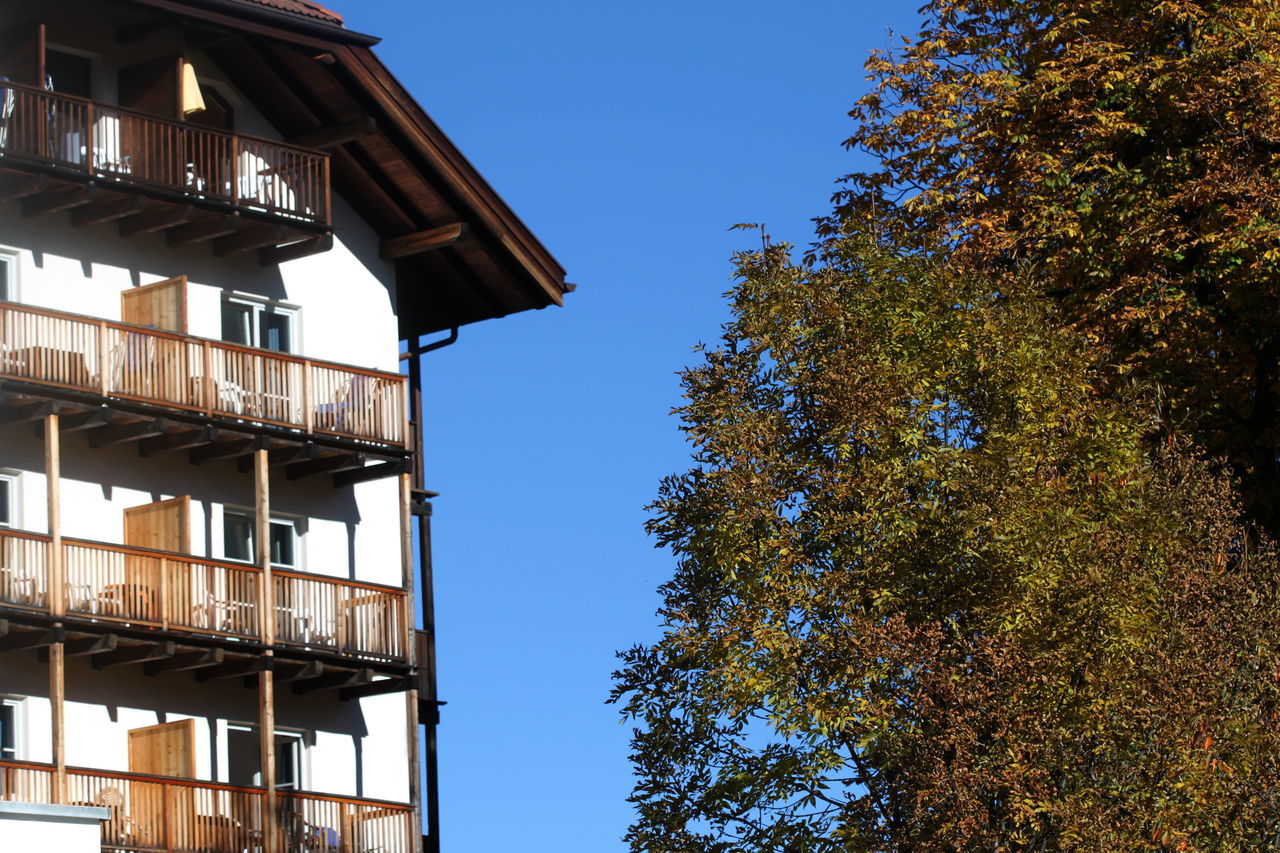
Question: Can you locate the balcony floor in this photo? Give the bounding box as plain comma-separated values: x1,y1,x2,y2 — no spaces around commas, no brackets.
0,162,330,264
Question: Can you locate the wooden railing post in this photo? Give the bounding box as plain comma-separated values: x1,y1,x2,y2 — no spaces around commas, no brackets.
45,412,66,804
302,360,313,435
230,134,240,206
159,557,171,631
98,320,110,398
84,101,95,174
255,447,278,853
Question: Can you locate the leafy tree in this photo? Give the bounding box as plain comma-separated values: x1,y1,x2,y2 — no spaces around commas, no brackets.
612,229,1280,851
838,0,1280,531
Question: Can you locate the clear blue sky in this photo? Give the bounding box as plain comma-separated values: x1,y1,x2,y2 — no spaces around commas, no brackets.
330,2,920,850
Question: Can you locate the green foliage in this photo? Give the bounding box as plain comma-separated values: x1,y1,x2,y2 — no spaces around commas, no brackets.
838,0,1280,530
612,230,1280,850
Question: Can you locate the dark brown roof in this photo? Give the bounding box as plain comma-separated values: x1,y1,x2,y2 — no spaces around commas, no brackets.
238,0,343,24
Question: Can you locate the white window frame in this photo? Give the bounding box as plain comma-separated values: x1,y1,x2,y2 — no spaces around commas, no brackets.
221,507,303,571
0,248,19,303
0,697,27,761
0,471,20,530
226,723,308,791
220,292,300,354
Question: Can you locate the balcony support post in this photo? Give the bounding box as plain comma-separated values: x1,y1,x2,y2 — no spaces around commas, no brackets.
255,447,279,853
45,412,66,804
400,471,424,851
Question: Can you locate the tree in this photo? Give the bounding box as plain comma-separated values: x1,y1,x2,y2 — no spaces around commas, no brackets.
612,228,1280,850
838,0,1280,531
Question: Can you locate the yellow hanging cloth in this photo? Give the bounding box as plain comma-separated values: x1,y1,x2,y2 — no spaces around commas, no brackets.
181,61,206,116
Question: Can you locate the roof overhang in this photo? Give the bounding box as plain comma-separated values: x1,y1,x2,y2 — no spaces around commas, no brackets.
119,0,570,338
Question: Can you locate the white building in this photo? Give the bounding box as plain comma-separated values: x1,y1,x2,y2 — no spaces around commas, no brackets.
0,2,570,851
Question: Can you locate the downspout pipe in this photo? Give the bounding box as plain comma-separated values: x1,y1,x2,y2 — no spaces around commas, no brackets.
401,328,457,853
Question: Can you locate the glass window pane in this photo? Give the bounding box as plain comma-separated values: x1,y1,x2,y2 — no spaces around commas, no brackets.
221,303,253,346
275,733,299,789
0,479,10,528
261,310,292,353
224,512,254,563
269,521,295,568
0,258,9,302
0,704,14,760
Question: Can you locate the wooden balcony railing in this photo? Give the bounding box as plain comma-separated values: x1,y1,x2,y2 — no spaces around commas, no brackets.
0,761,414,853
0,529,408,662
0,80,330,225
0,301,409,446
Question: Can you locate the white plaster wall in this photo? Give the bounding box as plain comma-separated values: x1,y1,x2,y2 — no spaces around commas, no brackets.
1,655,409,802
0,806,107,851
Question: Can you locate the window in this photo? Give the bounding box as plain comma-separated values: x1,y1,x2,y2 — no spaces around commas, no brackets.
0,473,18,529
46,49,92,98
221,296,297,354
223,510,300,570
188,85,234,131
227,725,305,790
0,699,25,761
0,253,14,302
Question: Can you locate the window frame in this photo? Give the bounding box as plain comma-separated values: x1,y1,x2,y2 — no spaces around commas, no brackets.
0,248,19,303
225,723,308,791
220,292,300,354
0,697,27,762
0,471,20,530
221,507,303,572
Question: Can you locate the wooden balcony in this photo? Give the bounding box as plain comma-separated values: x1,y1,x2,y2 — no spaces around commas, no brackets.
0,79,331,229
0,301,408,448
0,760,413,853
0,529,408,663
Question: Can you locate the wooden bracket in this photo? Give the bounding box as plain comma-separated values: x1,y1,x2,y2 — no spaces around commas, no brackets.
381,223,467,260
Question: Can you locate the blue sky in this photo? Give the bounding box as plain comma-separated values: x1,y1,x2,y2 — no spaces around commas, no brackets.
330,2,921,850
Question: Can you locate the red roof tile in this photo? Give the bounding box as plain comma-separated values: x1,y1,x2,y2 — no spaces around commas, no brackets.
239,0,344,25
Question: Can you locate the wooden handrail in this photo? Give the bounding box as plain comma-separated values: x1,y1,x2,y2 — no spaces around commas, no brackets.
1,529,408,659
0,80,330,225
0,300,408,445
0,80,329,160
0,300,402,382
0,758,413,810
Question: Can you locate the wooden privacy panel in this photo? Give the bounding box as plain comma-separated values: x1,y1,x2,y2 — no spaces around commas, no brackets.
0,22,45,86
118,55,182,118
128,719,196,778
122,276,188,333
124,496,191,553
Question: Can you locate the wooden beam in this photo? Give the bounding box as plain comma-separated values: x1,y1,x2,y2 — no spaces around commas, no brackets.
167,213,241,248
260,233,332,266
71,195,147,228
115,18,175,44
0,173,49,203
334,459,411,488
140,426,219,456
340,675,411,701
92,640,176,670
239,443,312,473
23,185,97,218
41,634,118,659
0,400,55,425
145,647,224,675
286,451,365,481
292,667,375,695
381,223,468,260
51,639,65,803
214,225,289,257
120,205,194,237
0,626,63,652
196,655,273,682
267,659,322,683
190,435,263,464
88,418,167,448
58,407,112,433
289,117,377,150
64,634,118,658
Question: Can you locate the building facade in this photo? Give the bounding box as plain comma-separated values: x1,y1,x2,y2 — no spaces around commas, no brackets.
0,2,569,851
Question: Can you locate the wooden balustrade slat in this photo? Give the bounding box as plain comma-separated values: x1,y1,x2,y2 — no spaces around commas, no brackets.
0,301,406,445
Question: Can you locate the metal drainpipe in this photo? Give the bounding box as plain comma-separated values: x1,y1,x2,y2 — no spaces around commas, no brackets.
402,327,457,853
